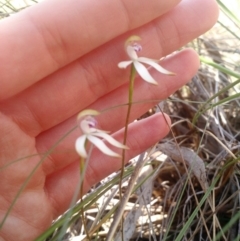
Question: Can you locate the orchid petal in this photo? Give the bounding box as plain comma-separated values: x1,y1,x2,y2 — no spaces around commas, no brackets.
91,128,110,134
124,35,141,48
126,45,138,60
83,127,110,134
138,57,175,75
80,119,92,134
93,132,129,149
77,109,100,120
88,136,121,158
75,135,88,158
118,60,133,69
133,61,158,85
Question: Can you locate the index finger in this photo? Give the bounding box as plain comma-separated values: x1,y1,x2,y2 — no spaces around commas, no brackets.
0,0,180,100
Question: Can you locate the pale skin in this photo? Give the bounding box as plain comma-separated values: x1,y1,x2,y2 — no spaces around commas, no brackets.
0,0,218,240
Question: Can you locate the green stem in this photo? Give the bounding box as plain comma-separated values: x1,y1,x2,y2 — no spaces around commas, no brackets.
119,64,136,195
79,156,85,200
79,141,91,240
118,64,136,240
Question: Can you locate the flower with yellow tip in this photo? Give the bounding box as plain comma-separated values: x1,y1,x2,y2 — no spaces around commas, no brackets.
118,35,175,85
75,109,129,158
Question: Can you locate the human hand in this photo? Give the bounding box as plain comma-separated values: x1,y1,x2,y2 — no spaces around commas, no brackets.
0,0,218,240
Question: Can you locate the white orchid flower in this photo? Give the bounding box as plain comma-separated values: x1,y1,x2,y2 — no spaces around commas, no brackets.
118,35,175,85
75,109,128,158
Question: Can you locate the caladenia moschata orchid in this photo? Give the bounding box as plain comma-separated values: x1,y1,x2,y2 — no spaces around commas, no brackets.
106,36,176,241
75,109,129,159
118,35,175,85
116,35,176,159
74,109,129,239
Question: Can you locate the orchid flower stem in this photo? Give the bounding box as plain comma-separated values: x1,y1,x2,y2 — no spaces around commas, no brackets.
120,64,136,195
79,157,87,239
79,157,85,198
118,64,136,240
79,148,90,239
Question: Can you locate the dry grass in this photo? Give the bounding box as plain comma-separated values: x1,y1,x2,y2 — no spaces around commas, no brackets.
56,8,240,239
